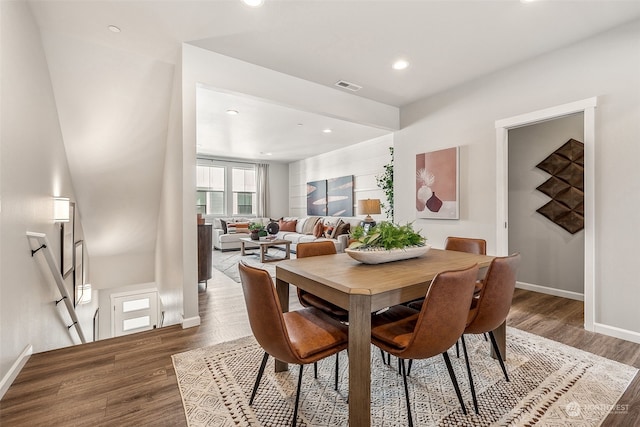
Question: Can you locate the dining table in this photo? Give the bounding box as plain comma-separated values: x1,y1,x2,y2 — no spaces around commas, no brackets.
275,248,497,427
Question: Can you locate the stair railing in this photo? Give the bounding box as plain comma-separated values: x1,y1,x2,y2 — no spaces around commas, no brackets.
27,231,87,344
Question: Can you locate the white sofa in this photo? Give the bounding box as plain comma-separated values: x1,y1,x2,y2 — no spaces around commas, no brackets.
204,215,362,253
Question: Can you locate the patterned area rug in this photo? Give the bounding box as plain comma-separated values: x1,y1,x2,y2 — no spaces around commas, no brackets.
172,327,637,426
211,248,295,283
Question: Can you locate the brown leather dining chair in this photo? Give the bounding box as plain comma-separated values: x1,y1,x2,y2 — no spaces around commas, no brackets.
407,236,486,311
295,241,348,320
295,241,347,388
370,264,480,426
458,253,521,415
238,261,348,427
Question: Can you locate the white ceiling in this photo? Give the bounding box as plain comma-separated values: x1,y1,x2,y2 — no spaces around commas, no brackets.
29,0,640,162
23,0,640,274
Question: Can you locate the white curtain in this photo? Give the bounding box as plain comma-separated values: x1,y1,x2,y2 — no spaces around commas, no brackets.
256,163,269,217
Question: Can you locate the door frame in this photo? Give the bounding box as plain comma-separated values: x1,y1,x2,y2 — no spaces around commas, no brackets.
495,97,597,331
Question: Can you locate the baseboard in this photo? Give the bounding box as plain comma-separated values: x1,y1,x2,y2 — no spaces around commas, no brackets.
594,322,640,345
181,315,201,329
516,281,584,301
0,344,33,400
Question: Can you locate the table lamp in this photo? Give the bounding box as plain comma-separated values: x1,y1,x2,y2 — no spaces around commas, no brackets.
358,199,381,228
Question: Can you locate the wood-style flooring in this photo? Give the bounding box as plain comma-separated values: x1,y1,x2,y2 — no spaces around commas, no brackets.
1,268,639,426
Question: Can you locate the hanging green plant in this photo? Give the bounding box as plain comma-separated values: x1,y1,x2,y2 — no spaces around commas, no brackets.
376,146,394,220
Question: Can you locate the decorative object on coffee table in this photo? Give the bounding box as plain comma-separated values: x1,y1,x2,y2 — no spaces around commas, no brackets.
266,221,280,236
248,222,265,241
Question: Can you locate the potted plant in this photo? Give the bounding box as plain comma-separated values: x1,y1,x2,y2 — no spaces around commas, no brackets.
248,222,266,240
346,221,430,264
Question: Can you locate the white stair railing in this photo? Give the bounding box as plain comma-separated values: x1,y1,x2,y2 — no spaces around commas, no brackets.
27,231,86,344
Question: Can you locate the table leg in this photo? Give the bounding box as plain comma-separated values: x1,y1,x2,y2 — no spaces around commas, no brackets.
285,243,290,260
260,245,266,263
490,320,507,361
275,278,290,372
349,294,372,427
240,241,246,256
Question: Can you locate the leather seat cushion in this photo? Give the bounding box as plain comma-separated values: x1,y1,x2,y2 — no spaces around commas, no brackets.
371,305,419,350
284,307,348,359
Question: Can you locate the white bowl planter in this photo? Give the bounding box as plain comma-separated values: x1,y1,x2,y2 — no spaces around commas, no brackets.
344,244,431,265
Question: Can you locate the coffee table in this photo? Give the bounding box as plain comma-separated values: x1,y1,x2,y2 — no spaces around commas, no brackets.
239,237,291,263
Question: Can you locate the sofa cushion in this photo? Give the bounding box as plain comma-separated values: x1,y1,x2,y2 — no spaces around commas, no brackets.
219,219,228,234
302,216,320,234
279,219,297,232
313,221,324,238
334,220,351,236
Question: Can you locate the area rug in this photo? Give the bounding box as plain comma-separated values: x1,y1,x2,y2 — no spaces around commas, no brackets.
172,327,637,426
211,248,295,283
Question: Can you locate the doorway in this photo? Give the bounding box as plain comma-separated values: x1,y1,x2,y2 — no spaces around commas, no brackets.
508,113,585,300
495,97,596,331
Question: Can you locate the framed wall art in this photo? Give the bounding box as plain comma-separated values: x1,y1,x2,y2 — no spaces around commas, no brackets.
306,180,327,216
327,175,353,216
416,147,459,219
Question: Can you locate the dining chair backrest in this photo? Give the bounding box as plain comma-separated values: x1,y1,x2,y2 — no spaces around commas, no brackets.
402,264,479,360
465,253,521,334
238,261,299,364
445,236,487,255
296,241,337,258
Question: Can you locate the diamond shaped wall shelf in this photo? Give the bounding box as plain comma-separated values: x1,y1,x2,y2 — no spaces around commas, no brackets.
535,138,584,234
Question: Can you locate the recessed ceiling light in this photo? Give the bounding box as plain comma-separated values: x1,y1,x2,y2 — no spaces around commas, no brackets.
260,152,273,156
108,25,121,33
392,59,410,70
242,0,264,7
226,109,239,115
323,129,332,134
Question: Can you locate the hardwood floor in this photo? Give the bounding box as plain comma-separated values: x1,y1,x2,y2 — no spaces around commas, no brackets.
1,269,638,426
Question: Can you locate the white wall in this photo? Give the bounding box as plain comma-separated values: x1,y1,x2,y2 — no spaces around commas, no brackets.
0,1,95,390
288,134,393,221
155,52,184,329
508,114,585,295
396,20,640,337
265,162,289,220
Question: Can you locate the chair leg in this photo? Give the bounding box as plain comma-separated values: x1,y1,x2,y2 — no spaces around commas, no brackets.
488,331,510,382
483,332,488,341
379,348,389,365
460,335,479,414
407,359,413,376
291,364,304,427
456,340,460,358
335,353,339,391
442,351,468,415
250,352,269,405
314,362,318,379
400,359,414,427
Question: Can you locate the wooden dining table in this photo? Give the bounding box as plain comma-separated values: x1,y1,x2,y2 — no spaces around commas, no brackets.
275,248,497,427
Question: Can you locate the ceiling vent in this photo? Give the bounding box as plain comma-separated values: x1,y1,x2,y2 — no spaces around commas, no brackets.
335,80,362,92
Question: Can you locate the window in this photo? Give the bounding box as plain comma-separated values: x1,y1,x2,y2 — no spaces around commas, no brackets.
197,159,257,217
196,164,225,215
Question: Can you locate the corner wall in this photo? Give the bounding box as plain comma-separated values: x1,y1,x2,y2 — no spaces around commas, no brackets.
396,19,640,337
0,1,91,390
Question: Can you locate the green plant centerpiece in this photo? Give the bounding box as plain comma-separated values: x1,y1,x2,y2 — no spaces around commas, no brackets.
346,221,430,264
248,222,267,240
